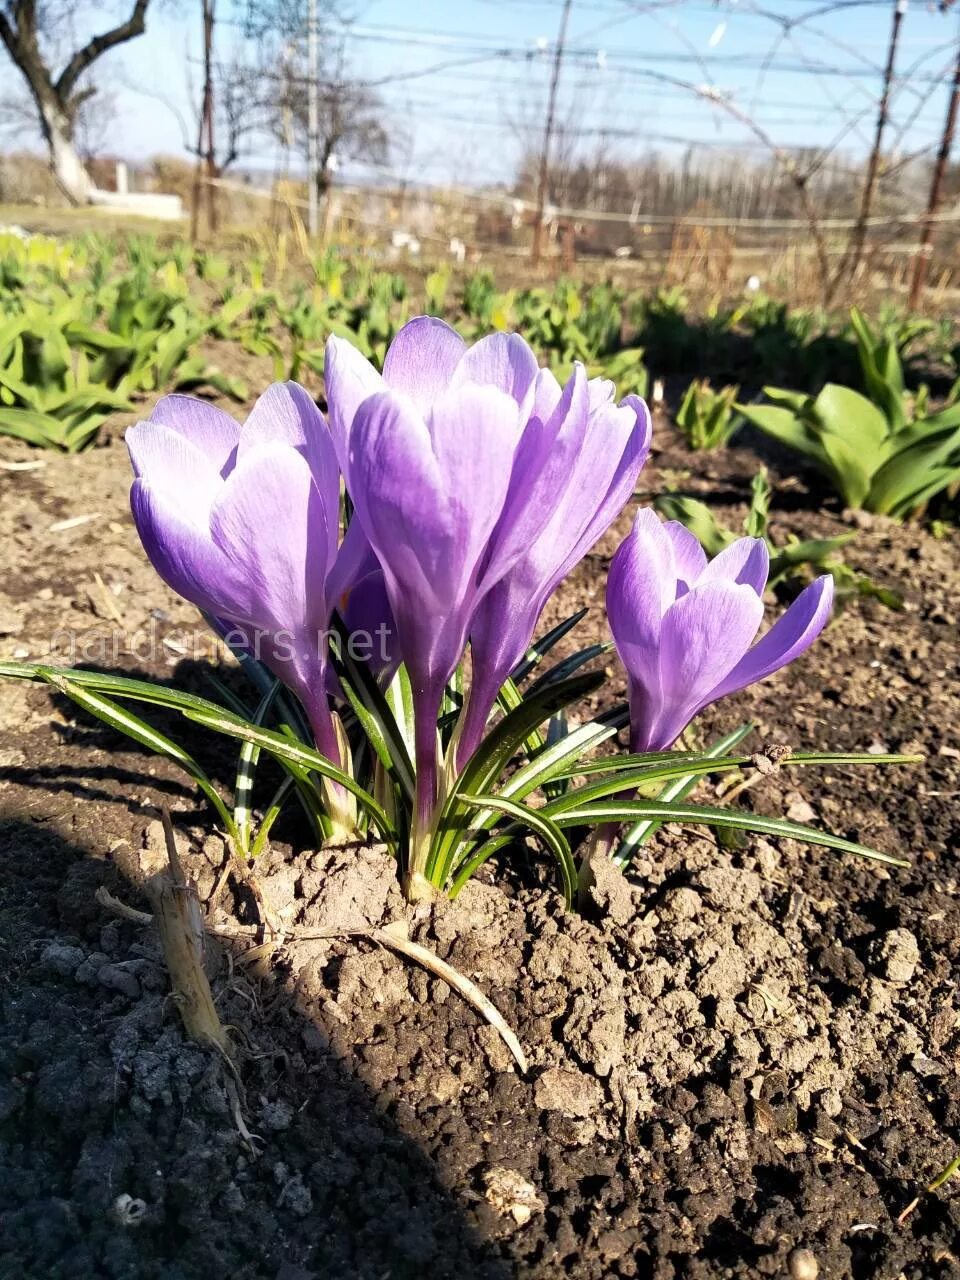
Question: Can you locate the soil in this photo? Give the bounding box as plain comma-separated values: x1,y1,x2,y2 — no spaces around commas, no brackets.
1,381,959,1280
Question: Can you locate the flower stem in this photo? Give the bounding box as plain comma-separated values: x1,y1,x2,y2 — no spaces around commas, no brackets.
403,681,444,902
453,674,498,774
304,697,356,838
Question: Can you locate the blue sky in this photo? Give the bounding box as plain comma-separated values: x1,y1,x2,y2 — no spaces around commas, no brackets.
20,0,960,186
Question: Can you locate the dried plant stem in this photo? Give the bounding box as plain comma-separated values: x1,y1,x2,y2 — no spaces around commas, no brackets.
146,810,232,1056
372,920,527,1074
898,1153,960,1226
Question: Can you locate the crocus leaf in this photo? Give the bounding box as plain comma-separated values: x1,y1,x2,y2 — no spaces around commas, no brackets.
233,681,282,856
0,661,361,847
182,707,398,848
472,707,631,829
549,744,918,782
384,664,416,761
555,799,909,868
427,671,604,884
49,674,238,841
508,607,589,685
448,831,515,898
0,660,244,718
249,776,296,859
495,675,545,754
445,671,603,803
330,613,415,806
460,794,576,907
614,723,755,862
524,642,612,698
545,746,920,813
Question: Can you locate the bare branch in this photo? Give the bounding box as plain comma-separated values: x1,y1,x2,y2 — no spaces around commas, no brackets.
55,0,150,105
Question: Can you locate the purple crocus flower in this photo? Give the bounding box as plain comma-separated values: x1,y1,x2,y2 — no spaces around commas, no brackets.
126,383,349,766
324,317,596,874
456,374,652,764
325,518,399,678
607,509,834,751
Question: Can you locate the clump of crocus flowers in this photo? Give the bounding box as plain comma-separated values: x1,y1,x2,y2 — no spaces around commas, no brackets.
121,315,903,905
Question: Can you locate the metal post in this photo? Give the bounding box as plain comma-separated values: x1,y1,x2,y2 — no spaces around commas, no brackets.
844,0,906,284
909,25,960,309
531,0,572,265
307,0,319,239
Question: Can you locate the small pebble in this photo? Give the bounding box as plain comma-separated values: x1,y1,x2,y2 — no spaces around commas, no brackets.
112,1194,147,1226
260,1100,295,1132
871,928,920,985
40,942,85,977
788,1247,819,1280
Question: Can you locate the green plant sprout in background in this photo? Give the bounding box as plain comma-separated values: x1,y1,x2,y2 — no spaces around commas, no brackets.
738,309,960,518
676,378,742,450
655,470,904,610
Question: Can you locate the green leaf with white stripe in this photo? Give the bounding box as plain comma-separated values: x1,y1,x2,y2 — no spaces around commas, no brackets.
329,613,415,805
613,724,754,864
509,608,588,685
459,794,576,907
427,671,604,886
49,674,238,841
233,681,283,855
551,799,909,869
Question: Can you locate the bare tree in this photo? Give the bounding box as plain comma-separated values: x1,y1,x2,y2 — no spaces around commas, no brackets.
271,45,389,197
0,0,153,202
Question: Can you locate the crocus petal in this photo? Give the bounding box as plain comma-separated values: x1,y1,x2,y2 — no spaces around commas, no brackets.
460,388,648,767
531,366,563,421
326,518,398,677
451,331,539,410
587,377,616,411
323,335,384,472
130,479,240,619
148,395,240,478
711,574,834,701
341,567,399,677
568,395,651,557
607,506,690,753
347,378,517,831
647,580,765,748
607,507,679,666
326,515,376,612
126,421,223,514
479,363,589,588
382,316,466,412
662,521,708,590
209,443,334,635
348,386,517,618
239,382,340,575
700,536,770,596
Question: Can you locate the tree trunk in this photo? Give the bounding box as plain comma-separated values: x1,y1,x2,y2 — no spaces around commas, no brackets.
0,0,151,206
39,99,93,204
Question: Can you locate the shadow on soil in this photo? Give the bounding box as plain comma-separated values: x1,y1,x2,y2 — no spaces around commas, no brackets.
3,658,320,850
0,816,512,1280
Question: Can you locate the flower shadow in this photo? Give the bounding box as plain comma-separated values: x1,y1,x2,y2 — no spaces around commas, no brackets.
0,813,513,1280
